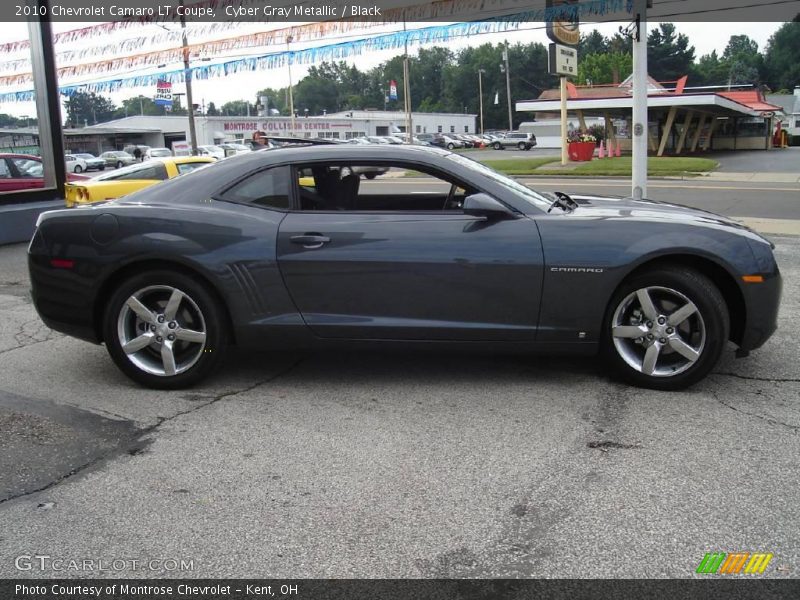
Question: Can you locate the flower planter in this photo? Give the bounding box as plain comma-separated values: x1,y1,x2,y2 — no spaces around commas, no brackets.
568,141,595,162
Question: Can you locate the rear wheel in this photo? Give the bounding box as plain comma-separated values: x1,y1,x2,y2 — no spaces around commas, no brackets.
74,165,83,173
103,270,228,389
447,143,455,150
518,142,526,150
602,267,729,390
116,161,123,169
99,165,105,171
493,142,502,150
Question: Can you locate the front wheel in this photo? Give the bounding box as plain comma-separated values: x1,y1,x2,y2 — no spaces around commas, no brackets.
99,165,105,171
74,165,83,173
493,142,502,150
116,161,123,169
447,143,455,150
103,270,228,389
602,267,729,390
518,142,527,150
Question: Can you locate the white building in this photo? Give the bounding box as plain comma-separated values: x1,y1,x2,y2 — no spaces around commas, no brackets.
86,111,477,150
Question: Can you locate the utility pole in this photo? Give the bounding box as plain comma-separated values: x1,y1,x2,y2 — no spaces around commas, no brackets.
502,42,513,131
631,0,648,199
402,19,413,143
560,76,568,165
179,0,198,156
287,35,296,136
478,68,485,134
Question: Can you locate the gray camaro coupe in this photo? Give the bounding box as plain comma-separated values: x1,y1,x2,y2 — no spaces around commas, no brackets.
28,145,781,390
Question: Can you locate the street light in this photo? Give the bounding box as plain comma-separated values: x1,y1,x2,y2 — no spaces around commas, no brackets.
478,68,486,135
287,35,296,137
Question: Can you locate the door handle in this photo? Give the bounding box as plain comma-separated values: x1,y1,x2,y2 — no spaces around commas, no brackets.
290,234,331,248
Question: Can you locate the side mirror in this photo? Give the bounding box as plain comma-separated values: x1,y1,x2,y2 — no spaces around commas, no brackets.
462,193,517,220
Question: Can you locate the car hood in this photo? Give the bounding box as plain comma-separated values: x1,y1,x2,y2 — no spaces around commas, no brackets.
564,193,753,232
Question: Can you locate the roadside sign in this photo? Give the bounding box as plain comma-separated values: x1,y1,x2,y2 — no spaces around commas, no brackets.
546,0,580,46
549,44,578,77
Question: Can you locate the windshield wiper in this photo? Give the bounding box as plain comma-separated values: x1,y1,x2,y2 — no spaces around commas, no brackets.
547,191,578,213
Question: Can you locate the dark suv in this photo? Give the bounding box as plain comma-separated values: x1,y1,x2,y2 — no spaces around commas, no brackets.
492,132,537,150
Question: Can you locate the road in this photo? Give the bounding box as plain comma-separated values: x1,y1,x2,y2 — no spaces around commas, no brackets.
0,227,798,577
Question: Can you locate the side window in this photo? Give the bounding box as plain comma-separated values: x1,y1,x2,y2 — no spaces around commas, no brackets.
293,164,476,212
177,162,208,175
0,159,10,178
217,165,290,209
111,164,169,181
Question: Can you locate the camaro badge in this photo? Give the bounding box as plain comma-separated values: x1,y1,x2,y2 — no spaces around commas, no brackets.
550,267,605,273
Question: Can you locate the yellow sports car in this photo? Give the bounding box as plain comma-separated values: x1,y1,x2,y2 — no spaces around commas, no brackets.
65,156,214,207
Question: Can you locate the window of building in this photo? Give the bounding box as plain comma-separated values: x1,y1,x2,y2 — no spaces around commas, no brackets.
437,125,443,133
450,126,455,133
464,126,469,133
416,125,421,133
216,166,290,209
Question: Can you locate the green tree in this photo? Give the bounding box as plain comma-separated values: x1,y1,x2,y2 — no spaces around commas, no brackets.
722,35,764,85
220,100,256,116
647,23,696,83
577,52,632,85
64,91,116,127
763,21,800,91
205,102,219,116
114,95,170,119
579,30,608,56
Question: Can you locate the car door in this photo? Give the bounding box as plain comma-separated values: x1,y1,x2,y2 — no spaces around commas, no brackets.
276,162,544,341
1,157,44,192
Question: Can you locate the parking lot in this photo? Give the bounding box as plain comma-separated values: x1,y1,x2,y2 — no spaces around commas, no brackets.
0,225,798,578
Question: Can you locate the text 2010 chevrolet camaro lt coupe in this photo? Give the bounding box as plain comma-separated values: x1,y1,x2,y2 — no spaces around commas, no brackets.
28,145,781,390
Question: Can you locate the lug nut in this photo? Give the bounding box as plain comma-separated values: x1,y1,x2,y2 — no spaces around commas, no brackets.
167,334,175,341
157,315,165,323
666,327,674,334
659,337,667,344
156,336,163,343
646,321,653,328
657,317,666,325
168,321,177,329
150,325,156,332
647,334,654,340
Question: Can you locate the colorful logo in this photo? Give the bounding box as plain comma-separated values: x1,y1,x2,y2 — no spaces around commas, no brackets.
696,552,773,574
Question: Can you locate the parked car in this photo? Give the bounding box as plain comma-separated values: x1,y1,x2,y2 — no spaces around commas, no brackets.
123,145,151,161
0,153,87,193
220,143,252,155
492,132,537,150
99,151,137,169
429,135,465,150
64,157,214,206
145,148,172,159
72,153,106,171
65,154,87,173
29,145,781,390
197,145,225,160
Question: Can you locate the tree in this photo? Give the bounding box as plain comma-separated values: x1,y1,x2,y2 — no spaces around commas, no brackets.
579,30,608,56
763,22,800,91
722,35,764,86
113,95,170,119
63,91,116,127
577,52,632,85
205,101,219,116
220,100,256,116
647,23,695,83
691,51,729,87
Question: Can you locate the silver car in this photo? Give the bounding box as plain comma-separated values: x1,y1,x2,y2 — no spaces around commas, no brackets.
491,132,537,150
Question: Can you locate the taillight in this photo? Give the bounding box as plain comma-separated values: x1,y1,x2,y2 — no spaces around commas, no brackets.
50,258,74,269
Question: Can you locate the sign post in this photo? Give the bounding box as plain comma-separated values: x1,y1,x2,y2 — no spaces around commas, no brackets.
546,0,579,166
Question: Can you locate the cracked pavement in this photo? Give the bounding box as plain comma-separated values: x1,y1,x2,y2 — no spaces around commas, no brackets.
0,237,798,578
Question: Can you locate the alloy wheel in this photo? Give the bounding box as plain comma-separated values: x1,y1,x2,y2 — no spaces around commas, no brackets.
611,286,706,378
116,285,207,377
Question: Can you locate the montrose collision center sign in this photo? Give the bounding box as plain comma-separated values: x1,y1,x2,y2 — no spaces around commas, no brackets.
222,121,355,132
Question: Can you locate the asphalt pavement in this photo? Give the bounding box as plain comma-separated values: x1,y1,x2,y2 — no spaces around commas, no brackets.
0,226,798,578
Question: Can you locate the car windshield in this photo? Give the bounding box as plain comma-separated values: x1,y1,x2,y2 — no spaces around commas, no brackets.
445,153,551,211
76,154,95,159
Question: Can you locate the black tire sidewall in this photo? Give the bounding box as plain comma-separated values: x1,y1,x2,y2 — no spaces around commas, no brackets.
602,268,729,390
103,270,228,389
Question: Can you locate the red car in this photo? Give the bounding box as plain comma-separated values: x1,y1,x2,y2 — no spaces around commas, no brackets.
0,154,87,193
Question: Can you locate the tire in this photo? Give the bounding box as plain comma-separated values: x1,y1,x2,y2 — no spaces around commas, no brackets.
74,165,83,173
103,269,229,389
518,142,526,150
364,173,377,180
447,143,455,150
493,142,502,150
99,165,105,171
116,161,123,169
602,267,729,390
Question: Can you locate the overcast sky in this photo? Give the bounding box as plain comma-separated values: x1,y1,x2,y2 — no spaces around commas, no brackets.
0,21,784,118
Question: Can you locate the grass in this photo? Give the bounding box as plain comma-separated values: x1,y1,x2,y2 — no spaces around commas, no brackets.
535,156,719,177
480,157,560,174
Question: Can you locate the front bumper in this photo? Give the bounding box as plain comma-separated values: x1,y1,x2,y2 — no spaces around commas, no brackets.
739,267,782,352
